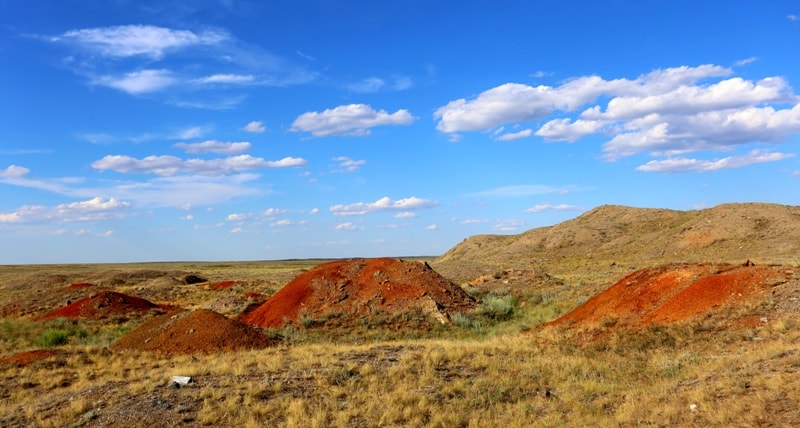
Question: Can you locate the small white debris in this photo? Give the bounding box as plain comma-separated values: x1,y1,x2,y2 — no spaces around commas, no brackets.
689,403,698,412
760,317,768,323
171,376,194,385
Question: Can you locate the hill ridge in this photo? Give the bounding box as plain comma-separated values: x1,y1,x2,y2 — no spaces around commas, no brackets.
432,202,800,282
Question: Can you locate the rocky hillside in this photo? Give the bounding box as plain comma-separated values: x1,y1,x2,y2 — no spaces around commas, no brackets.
432,203,800,282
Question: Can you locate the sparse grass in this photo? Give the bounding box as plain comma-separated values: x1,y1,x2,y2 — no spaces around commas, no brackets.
1,259,799,426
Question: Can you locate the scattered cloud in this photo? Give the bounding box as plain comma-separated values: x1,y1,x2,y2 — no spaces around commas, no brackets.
635,150,794,173
335,222,359,231
530,71,554,78
469,185,568,198
53,25,228,59
495,128,532,141
460,218,488,225
525,203,583,213
290,104,415,137
296,50,315,61
309,208,320,214
193,74,255,85
174,140,251,154
242,121,266,133
394,211,417,219
0,197,130,224
263,208,288,216
332,156,366,173
426,224,438,230
0,165,30,178
226,213,252,221
788,14,799,21
93,69,176,94
347,75,413,93
347,77,385,93
494,219,525,232
91,154,306,176
330,196,438,216
735,57,758,67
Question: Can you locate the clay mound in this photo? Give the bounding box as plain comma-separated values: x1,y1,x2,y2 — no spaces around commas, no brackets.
37,291,170,321
110,309,275,355
240,258,477,328
549,263,794,327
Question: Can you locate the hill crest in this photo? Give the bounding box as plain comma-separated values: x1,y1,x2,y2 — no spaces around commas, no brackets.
433,202,800,282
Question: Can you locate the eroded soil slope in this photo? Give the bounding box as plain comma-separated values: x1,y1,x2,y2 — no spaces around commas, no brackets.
240,258,476,328
548,263,800,328
37,291,173,321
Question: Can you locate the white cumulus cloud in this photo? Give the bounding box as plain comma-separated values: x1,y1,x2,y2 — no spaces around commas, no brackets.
290,104,414,137
0,197,130,224
242,121,266,133
330,196,438,216
332,156,366,172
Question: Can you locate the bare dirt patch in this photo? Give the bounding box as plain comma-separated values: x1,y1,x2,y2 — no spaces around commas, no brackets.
240,258,477,328
0,349,66,367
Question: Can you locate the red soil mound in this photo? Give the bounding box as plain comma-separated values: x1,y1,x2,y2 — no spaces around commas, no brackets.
0,349,64,367
208,280,236,290
65,282,94,290
549,263,793,327
240,258,477,328
37,291,171,321
110,309,276,355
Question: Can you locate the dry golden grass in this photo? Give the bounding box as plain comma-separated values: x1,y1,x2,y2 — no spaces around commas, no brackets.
1,259,799,427
0,315,797,427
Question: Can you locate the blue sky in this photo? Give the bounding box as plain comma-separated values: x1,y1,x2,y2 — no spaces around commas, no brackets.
1,1,799,264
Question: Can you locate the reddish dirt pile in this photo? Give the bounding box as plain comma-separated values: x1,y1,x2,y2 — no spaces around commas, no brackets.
207,280,236,290
240,258,477,328
549,263,794,327
37,291,171,321
64,282,94,290
110,309,276,355
0,349,64,367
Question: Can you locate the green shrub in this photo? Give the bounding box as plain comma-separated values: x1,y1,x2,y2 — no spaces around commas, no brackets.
478,295,515,321
39,329,69,347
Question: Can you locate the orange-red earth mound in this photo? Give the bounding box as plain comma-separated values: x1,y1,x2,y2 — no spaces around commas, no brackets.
549,263,793,327
240,258,477,328
0,349,65,367
110,309,276,355
37,291,172,321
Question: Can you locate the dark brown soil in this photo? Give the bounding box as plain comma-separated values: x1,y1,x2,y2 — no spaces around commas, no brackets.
240,258,476,328
110,309,277,355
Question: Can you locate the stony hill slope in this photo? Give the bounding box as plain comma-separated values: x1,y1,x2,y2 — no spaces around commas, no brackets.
433,203,800,282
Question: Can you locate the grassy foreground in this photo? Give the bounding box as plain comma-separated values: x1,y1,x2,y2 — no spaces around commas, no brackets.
1,260,799,426
1,313,799,426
